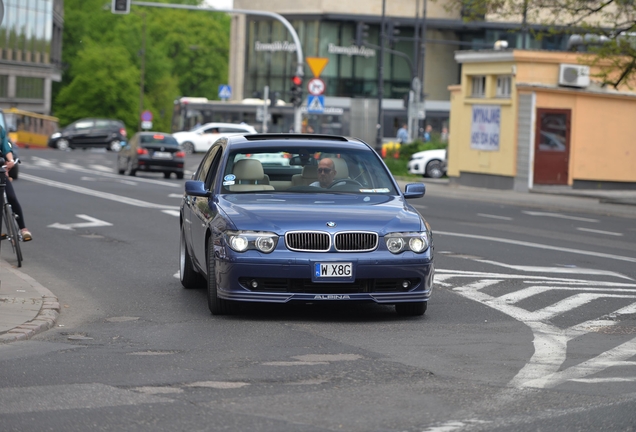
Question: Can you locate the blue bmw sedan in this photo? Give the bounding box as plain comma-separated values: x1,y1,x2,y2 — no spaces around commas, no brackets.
180,134,434,316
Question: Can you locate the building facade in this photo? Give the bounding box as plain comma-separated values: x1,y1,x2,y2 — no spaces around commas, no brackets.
0,0,64,114
228,0,570,138
448,50,636,190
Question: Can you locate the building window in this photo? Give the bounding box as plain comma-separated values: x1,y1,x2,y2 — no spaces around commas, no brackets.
471,76,486,98
496,76,512,98
16,76,44,99
0,75,8,97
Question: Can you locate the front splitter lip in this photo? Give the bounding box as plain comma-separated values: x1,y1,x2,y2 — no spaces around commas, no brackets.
218,290,431,304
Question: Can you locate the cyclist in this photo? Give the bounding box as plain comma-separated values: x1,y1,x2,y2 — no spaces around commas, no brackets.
1,125,32,241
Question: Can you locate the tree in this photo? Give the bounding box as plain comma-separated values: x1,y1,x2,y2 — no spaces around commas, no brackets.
448,0,636,88
52,0,230,132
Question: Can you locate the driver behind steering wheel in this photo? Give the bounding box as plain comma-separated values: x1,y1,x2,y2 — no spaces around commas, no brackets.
310,158,338,188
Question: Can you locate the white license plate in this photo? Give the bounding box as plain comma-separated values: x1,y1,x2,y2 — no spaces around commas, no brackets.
315,262,352,278
153,151,172,159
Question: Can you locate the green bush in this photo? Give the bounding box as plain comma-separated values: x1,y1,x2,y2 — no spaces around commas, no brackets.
398,139,447,161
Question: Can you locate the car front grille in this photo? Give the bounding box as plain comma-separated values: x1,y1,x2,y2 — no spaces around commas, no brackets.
285,231,378,252
334,232,378,252
285,231,331,252
238,278,421,293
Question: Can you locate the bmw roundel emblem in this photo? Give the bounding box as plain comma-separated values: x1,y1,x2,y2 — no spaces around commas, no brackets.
326,221,336,227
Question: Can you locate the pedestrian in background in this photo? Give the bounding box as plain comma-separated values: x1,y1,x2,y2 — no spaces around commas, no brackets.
441,127,449,143
423,125,433,142
397,123,409,144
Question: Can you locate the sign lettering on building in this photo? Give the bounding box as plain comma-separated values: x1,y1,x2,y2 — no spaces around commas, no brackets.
327,43,376,58
254,41,297,52
471,105,501,151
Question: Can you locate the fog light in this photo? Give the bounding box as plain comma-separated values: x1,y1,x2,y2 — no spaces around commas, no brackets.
250,279,259,288
402,280,411,289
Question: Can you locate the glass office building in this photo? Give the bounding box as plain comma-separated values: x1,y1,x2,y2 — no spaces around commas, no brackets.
0,0,63,114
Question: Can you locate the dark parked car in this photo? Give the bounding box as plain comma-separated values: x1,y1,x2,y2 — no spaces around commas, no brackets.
48,118,127,151
117,132,185,179
180,134,434,316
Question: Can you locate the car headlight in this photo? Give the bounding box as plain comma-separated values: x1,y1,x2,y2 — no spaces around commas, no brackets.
50,132,61,139
385,232,429,254
225,231,278,253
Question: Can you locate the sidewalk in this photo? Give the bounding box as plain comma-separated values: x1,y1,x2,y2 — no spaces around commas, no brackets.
0,180,634,343
0,257,59,343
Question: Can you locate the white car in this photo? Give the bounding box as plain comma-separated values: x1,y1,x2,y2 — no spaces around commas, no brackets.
407,148,447,178
172,123,257,154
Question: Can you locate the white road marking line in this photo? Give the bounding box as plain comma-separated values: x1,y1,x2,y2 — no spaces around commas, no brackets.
576,227,623,236
168,193,183,198
473,259,633,280
570,377,636,383
436,230,636,263
442,270,636,389
162,210,180,217
522,211,599,222
173,272,179,279
48,214,113,231
89,164,115,172
20,173,179,210
28,159,180,187
477,213,512,220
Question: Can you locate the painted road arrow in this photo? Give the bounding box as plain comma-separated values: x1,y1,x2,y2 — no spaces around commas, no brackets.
48,214,113,231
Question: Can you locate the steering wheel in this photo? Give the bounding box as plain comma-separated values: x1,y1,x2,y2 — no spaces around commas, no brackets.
328,178,363,189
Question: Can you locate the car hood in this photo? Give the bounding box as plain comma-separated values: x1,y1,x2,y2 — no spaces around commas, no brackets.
217,194,424,234
411,149,446,160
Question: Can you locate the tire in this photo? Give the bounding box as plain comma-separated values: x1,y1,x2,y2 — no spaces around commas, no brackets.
108,140,122,152
182,142,195,155
124,159,136,176
164,172,171,179
207,235,235,315
176,172,184,180
56,138,69,151
395,302,426,316
180,226,202,289
425,160,444,179
3,206,22,268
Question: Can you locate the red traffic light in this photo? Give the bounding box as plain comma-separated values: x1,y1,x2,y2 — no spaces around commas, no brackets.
291,76,302,86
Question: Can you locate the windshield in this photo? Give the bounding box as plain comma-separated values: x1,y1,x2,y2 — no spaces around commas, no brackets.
222,146,398,195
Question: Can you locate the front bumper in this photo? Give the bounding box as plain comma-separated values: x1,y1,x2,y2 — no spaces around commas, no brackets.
215,249,434,304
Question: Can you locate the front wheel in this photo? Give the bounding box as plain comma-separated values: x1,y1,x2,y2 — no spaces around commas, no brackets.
180,226,202,289
182,142,195,155
207,236,236,315
3,206,22,268
425,160,444,179
395,302,426,316
108,140,122,152
56,138,69,151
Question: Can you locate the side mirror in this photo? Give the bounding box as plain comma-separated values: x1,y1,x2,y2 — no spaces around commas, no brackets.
185,180,211,197
404,183,425,199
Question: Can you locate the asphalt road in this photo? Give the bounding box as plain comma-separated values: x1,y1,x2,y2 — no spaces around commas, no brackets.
1,147,635,432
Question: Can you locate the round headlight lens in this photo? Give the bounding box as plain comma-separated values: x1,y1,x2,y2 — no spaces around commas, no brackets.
386,237,405,253
409,237,427,253
256,236,276,253
230,235,249,252
51,132,61,139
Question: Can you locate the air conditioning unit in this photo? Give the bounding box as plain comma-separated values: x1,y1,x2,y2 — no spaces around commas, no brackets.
558,64,590,88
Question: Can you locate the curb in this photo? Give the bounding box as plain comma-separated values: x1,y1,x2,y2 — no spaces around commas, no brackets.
0,264,60,343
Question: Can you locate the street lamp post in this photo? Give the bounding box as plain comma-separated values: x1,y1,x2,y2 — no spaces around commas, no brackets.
138,12,146,131
376,0,386,152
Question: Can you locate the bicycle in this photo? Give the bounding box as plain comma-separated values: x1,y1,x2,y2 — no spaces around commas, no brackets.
0,157,22,267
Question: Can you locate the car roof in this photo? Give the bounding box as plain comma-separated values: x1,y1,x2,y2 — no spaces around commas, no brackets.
225,134,371,151
198,122,256,130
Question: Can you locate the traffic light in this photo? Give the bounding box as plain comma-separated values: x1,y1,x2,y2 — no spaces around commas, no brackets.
355,22,370,46
290,76,303,108
111,0,131,14
387,21,401,46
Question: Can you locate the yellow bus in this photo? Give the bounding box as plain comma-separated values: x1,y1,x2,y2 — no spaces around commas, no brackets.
3,108,59,148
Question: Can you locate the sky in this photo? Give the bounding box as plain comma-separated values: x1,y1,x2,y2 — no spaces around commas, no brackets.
203,0,234,9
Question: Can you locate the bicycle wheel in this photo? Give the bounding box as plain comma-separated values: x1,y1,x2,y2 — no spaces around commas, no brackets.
3,204,22,267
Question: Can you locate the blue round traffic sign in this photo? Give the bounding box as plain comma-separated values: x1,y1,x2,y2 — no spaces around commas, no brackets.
141,110,153,122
